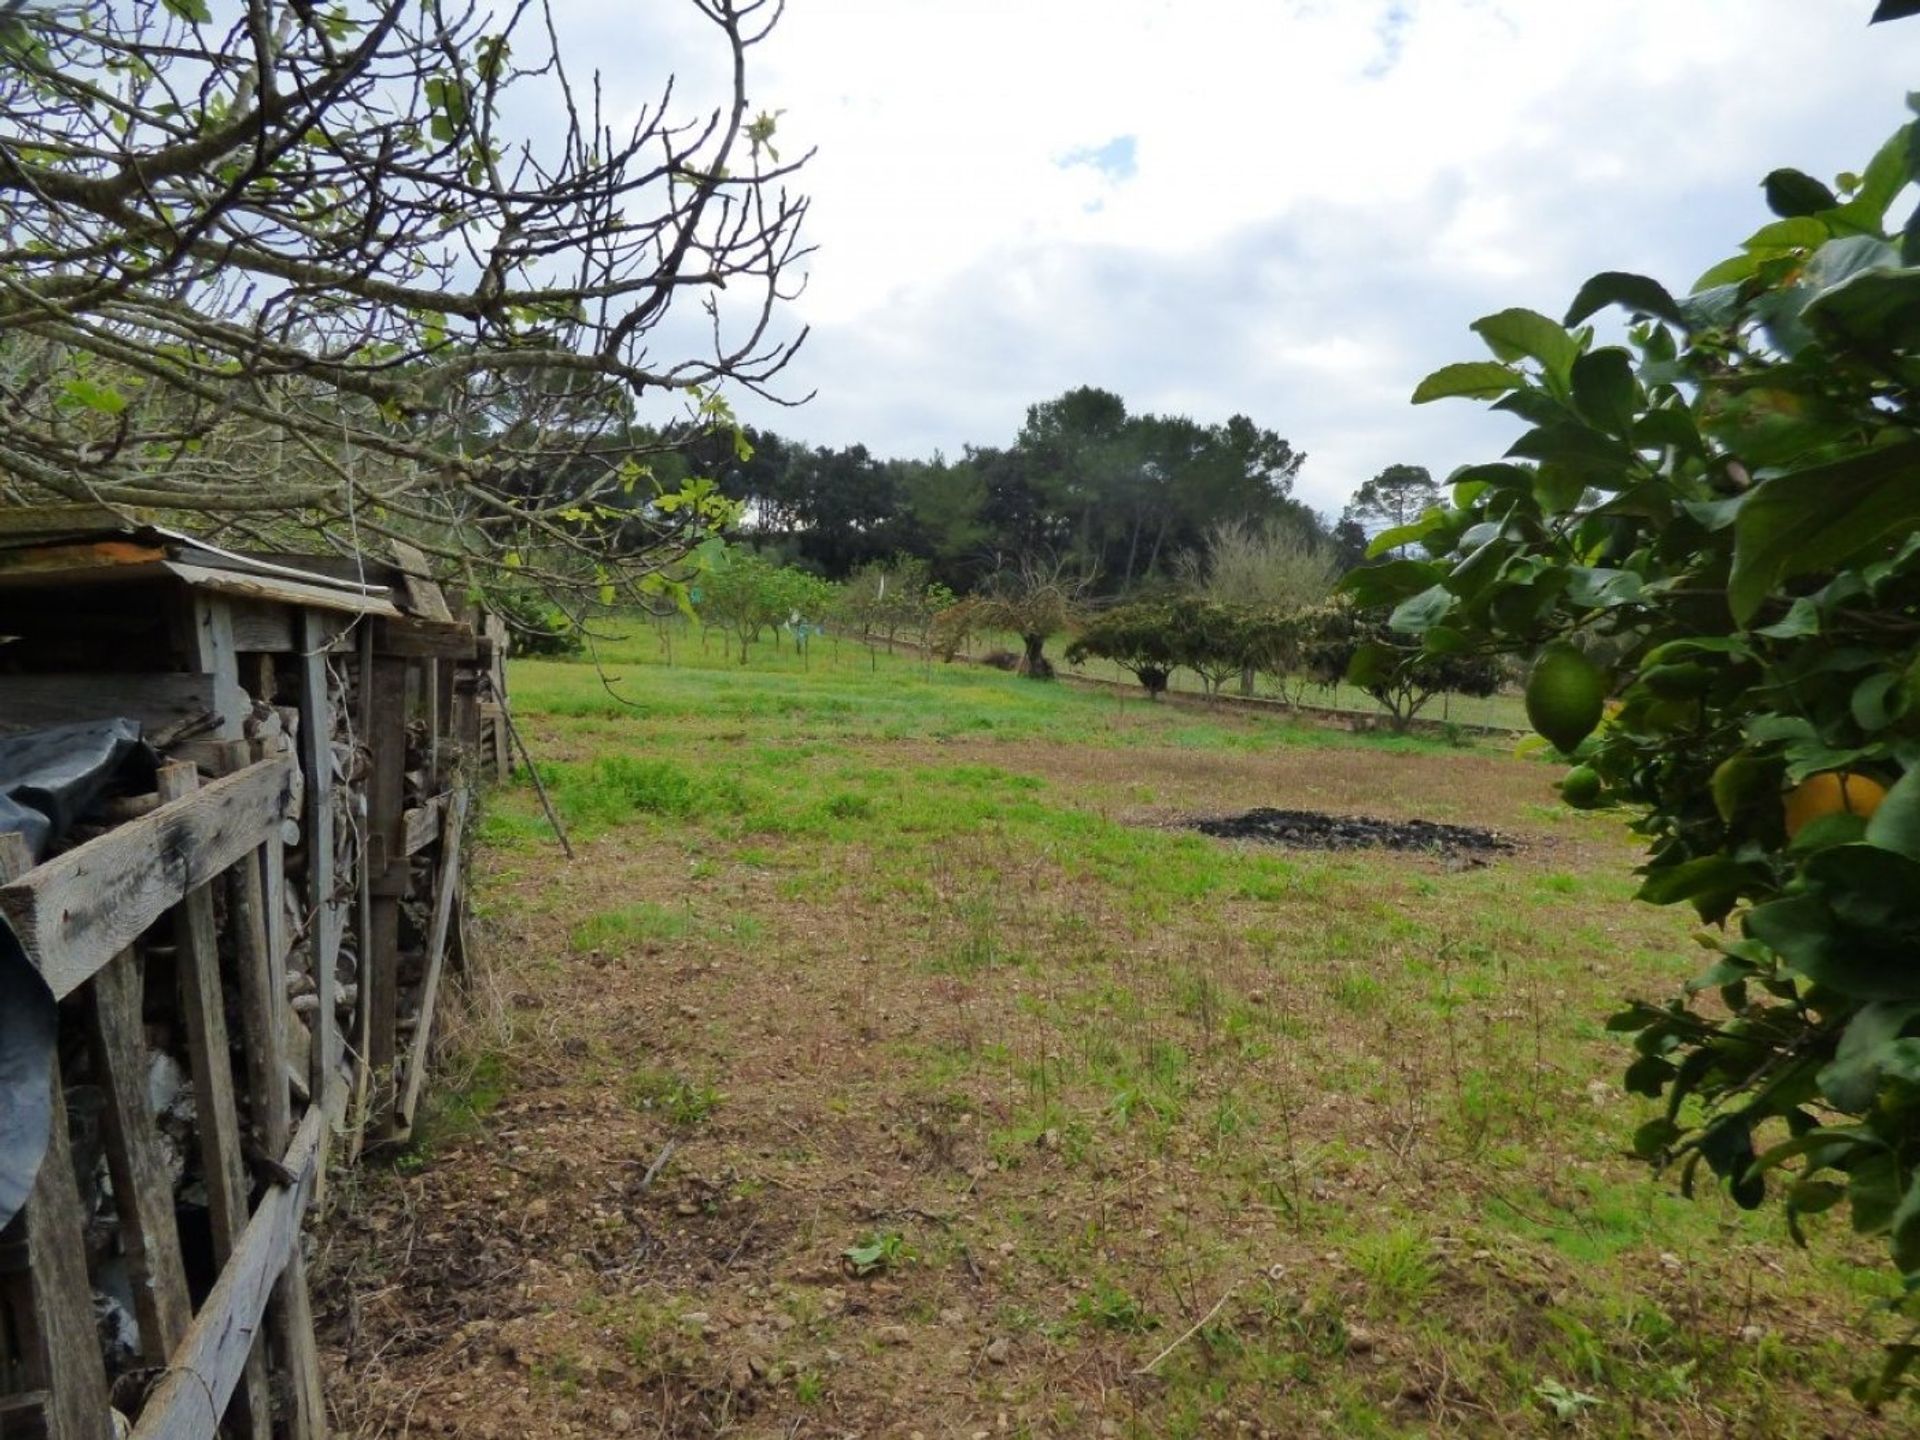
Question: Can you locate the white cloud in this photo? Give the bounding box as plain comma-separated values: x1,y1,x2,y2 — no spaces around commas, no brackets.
555,0,1919,514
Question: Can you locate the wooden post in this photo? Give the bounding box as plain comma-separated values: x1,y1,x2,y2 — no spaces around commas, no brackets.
0,833,111,1440
296,613,339,1104
176,592,249,740
82,949,193,1362
365,656,408,1137
157,763,273,1440
223,747,324,1440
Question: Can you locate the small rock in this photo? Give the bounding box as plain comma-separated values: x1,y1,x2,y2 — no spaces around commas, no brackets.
877,1325,911,1346
679,1311,709,1332
608,1409,633,1434
984,1337,1012,1365
1739,1324,1766,1344
939,1307,967,1326
1345,1325,1376,1355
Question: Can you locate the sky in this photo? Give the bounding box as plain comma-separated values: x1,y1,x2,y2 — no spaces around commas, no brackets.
557,0,1917,519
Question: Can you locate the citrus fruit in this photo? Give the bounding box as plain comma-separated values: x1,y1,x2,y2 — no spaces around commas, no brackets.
1525,644,1608,753
1782,771,1887,839
1560,764,1604,810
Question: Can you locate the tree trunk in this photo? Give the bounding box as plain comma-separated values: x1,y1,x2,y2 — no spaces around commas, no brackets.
1020,632,1053,679
1239,664,1255,697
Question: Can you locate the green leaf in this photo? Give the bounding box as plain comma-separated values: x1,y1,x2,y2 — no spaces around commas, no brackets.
1728,439,1920,625
1569,348,1638,439
1337,558,1446,608
1563,271,1684,328
1763,168,1839,219
1636,855,1753,911
162,0,213,21
1865,765,1920,861
1819,1001,1920,1110
1411,362,1518,404
1471,308,1579,381
1505,423,1637,476
61,378,127,414
1388,584,1453,635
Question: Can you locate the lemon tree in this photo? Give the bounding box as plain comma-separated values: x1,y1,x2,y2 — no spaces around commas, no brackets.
1351,85,1920,1398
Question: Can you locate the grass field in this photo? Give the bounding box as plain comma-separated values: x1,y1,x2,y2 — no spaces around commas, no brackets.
320,624,1902,1438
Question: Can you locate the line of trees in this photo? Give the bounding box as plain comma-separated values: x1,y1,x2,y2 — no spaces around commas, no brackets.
626,386,1417,592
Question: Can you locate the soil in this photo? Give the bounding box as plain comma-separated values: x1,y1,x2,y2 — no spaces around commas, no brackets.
1187,807,1518,861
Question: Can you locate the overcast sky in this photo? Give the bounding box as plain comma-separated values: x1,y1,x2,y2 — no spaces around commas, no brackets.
565,1,1916,518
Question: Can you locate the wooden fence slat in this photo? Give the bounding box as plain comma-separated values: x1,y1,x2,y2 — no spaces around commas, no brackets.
365,657,407,1136
0,833,111,1440
397,790,469,1129
125,1104,328,1440
155,764,273,1440
296,613,339,1105
0,758,292,1000
82,950,193,1363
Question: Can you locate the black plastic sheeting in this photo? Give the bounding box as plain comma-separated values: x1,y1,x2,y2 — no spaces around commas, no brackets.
0,718,157,1230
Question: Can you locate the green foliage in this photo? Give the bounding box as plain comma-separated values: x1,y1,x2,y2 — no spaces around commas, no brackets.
1066,601,1181,696
488,587,585,657
1298,604,1502,731
695,545,838,662
1393,105,1920,1395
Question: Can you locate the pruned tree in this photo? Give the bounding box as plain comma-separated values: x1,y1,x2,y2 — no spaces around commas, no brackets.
0,0,811,617
1065,600,1179,698
1300,603,1501,731
972,550,1092,679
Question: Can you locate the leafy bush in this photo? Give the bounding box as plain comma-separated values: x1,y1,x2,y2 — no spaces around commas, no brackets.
1374,103,1920,1397
1301,603,1502,731
1067,601,1180,696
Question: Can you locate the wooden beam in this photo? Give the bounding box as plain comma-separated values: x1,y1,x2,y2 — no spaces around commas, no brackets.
156,763,273,1440
0,672,232,739
397,789,469,1129
125,1102,328,1440
83,949,193,1363
372,617,475,660
0,757,292,1000
0,834,112,1440
163,561,400,619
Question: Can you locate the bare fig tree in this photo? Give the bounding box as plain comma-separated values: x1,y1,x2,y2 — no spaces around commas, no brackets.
0,0,811,618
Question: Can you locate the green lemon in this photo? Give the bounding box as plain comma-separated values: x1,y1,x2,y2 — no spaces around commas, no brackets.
1560,764,1604,810
1526,643,1608,753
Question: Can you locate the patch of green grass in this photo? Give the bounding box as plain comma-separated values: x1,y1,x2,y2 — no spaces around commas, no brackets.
569,901,698,953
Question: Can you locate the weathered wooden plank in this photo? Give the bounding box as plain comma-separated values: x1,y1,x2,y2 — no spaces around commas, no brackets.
155,764,273,1440
125,1102,328,1440
386,539,455,625
0,672,228,738
0,834,112,1440
366,657,407,1136
295,614,339,1103
83,949,193,1363
163,562,400,620
0,503,133,538
397,789,469,1129
399,795,443,857
0,757,292,1000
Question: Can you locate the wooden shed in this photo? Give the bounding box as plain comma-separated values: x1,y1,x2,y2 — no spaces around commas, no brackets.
0,508,508,1439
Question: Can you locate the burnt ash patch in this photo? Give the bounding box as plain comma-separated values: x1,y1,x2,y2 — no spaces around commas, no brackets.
1189,807,1517,860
